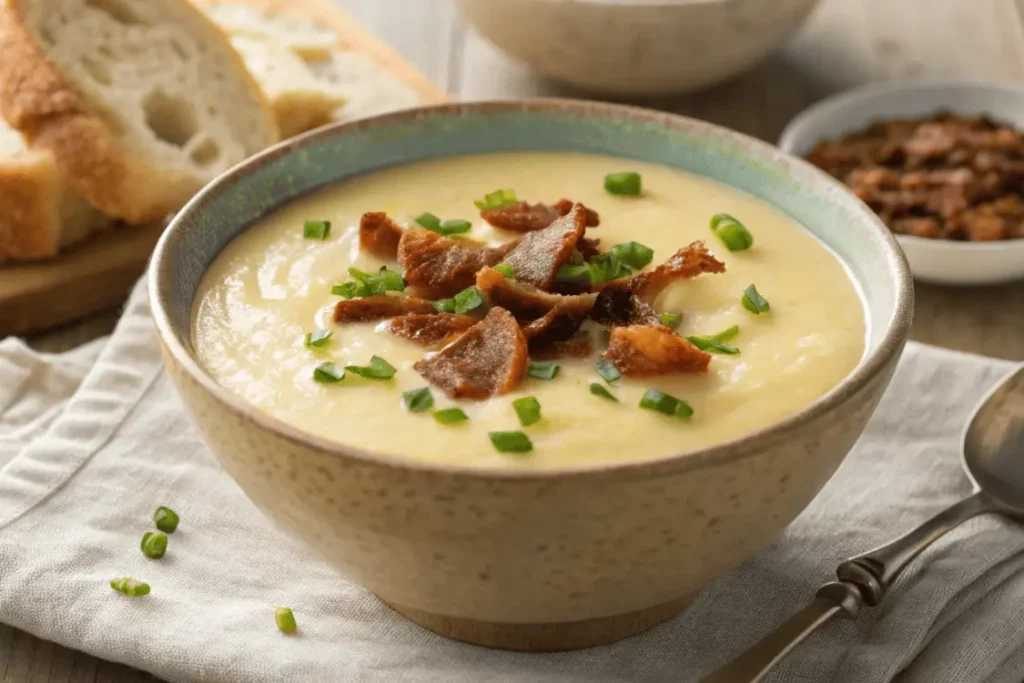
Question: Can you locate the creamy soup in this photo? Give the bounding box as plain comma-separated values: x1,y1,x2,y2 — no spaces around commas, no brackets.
193,152,865,469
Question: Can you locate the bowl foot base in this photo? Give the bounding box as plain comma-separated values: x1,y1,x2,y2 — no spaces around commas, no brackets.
383,593,694,652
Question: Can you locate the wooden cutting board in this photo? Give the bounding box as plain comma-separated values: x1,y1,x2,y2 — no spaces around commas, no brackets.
0,0,446,337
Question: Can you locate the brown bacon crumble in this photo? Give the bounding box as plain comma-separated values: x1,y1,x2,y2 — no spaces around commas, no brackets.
480,198,599,232
386,313,478,349
334,295,436,323
359,212,404,259
398,228,516,298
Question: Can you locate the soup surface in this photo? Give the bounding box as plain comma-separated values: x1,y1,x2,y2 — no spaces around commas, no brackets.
193,152,865,469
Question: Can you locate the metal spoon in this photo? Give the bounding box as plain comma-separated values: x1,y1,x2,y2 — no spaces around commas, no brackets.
702,364,1024,683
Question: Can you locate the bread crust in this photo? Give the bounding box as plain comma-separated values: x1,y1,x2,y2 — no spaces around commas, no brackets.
0,152,60,260
0,0,279,224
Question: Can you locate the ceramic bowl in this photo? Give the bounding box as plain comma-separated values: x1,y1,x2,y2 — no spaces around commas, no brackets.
150,100,912,651
456,0,820,96
779,80,1024,286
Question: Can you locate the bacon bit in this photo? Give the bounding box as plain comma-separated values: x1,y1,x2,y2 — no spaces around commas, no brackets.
604,325,711,376
530,335,594,360
477,266,596,321
500,203,587,290
359,212,403,259
630,241,726,300
590,281,661,327
398,229,517,298
576,237,602,259
480,198,599,232
414,307,528,399
386,313,478,349
333,295,435,323
521,305,590,349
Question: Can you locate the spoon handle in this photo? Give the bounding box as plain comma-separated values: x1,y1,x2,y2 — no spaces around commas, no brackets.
701,491,993,683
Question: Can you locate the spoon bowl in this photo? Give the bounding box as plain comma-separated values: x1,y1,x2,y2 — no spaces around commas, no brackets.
963,365,1024,515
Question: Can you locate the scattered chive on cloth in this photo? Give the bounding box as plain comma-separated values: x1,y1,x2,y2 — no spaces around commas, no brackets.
0,278,1022,683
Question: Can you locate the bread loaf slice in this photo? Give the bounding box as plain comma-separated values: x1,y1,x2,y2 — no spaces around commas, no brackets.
0,0,279,224
0,121,111,261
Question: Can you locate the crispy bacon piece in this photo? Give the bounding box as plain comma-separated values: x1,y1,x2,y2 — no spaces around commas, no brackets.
629,241,726,300
521,306,591,349
398,229,516,298
590,281,661,327
500,203,587,290
414,307,528,399
576,236,602,259
333,295,435,323
386,313,477,349
530,335,594,360
481,198,599,232
359,212,403,259
477,266,595,321
604,325,711,376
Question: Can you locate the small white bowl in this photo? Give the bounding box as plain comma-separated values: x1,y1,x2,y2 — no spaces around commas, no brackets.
778,80,1024,286
457,0,821,97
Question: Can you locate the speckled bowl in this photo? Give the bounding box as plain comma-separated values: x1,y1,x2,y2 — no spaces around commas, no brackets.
149,100,912,651
456,0,820,96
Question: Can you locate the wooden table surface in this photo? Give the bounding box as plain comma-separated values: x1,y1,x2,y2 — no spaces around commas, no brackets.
4,0,1024,680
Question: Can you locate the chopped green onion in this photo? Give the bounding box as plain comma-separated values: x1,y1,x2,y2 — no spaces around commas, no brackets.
433,407,469,424
453,286,484,314
493,264,515,279
512,397,542,426
710,213,753,251
432,298,457,313
333,267,405,299
595,359,621,383
474,188,518,210
489,430,533,454
303,220,331,240
556,252,631,285
402,387,434,413
141,531,168,559
527,360,560,380
110,577,150,597
435,219,472,236
305,329,333,348
415,212,441,231
313,362,345,383
555,263,594,283
741,284,770,314
659,312,682,330
639,389,693,420
609,241,654,270
275,607,298,634
153,506,179,534
331,282,360,298
589,383,618,402
686,325,740,355
345,355,396,380
604,172,642,196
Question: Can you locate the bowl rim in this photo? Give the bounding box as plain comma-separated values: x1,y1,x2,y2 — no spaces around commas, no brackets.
149,98,913,481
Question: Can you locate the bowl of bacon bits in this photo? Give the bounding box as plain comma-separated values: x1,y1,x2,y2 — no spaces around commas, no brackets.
779,81,1024,285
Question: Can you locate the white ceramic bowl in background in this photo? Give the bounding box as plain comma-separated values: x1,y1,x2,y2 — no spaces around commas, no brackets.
456,0,820,97
779,80,1024,286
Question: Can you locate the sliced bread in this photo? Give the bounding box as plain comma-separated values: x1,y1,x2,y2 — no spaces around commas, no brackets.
0,121,111,261
0,0,279,224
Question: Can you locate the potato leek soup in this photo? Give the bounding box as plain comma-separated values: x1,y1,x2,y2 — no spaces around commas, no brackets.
193,152,865,468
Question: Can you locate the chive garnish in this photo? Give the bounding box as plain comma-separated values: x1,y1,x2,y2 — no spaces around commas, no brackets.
305,329,333,348
275,607,298,634
332,267,405,299
402,387,434,413
110,577,150,597
140,531,168,559
493,264,515,279
474,188,518,210
415,212,441,231
686,325,740,355
609,241,654,270
639,389,693,420
303,220,331,240
604,172,642,196
433,407,469,424
589,383,618,402
659,312,682,330
742,284,770,314
489,430,533,454
435,219,472,236
345,356,396,380
512,397,542,426
432,298,457,313
313,362,345,383
595,358,621,383
453,286,484,314
710,213,753,251
153,506,179,534
527,361,560,380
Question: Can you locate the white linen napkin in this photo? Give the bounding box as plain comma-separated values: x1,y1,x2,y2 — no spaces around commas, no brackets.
1,278,1021,683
